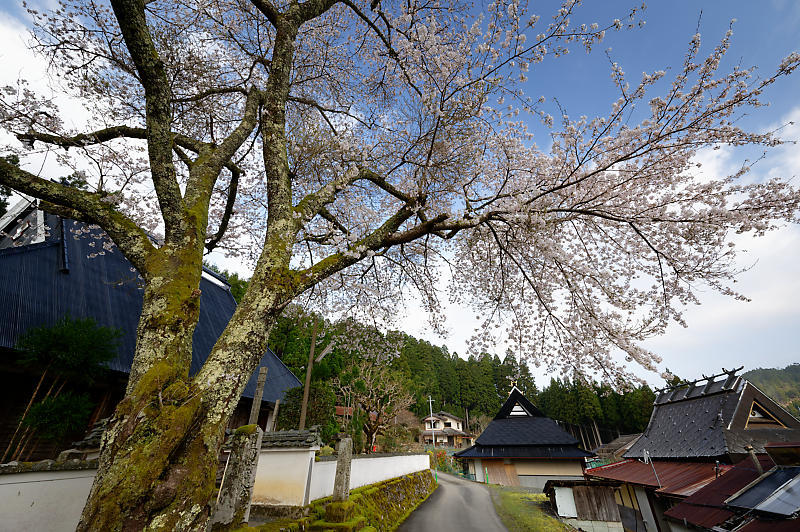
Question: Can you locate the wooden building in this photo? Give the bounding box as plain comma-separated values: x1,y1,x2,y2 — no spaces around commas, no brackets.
0,200,301,461
421,411,473,448
454,387,593,491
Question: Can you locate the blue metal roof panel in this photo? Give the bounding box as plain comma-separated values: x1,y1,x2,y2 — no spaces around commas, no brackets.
728,467,800,515
0,218,300,402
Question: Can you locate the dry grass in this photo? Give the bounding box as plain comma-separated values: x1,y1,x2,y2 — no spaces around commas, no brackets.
488,485,574,532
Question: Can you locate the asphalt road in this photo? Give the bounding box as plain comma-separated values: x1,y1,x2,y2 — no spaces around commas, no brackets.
398,472,507,532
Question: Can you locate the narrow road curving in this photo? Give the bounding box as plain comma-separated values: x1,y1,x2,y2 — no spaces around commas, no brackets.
398,472,507,532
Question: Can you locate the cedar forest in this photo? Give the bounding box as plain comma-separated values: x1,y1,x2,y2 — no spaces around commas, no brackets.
213,271,659,450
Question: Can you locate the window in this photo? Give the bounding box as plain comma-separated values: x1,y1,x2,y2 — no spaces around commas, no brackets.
746,401,786,429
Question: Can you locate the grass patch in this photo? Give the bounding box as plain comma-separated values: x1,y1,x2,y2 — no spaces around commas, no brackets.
488,486,573,532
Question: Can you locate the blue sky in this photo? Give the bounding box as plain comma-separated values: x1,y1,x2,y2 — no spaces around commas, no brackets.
1,0,798,387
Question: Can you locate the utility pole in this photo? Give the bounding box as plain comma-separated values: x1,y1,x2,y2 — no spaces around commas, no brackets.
428,395,437,481
299,320,319,431
428,396,436,451
299,318,336,430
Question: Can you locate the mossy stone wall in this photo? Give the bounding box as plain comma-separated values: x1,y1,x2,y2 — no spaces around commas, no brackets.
241,469,437,532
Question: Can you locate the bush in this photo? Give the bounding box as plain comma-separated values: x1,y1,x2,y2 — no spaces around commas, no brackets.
22,392,94,442
16,315,121,383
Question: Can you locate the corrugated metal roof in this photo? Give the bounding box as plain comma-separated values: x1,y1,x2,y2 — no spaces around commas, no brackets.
585,459,731,497
728,466,800,517
0,216,300,402
664,455,775,528
736,517,800,532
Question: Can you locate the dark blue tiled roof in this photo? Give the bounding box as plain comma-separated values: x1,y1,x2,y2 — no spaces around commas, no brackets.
455,444,593,459
476,417,580,446
0,217,300,402
626,375,800,460
454,387,591,460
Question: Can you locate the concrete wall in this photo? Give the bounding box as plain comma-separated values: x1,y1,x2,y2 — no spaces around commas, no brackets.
0,468,96,532
308,454,430,503
251,448,315,507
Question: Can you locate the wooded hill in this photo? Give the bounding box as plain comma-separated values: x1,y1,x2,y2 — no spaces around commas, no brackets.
743,363,800,417
265,308,656,447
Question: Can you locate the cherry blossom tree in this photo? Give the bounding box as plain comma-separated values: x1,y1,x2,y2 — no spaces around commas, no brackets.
1,0,799,529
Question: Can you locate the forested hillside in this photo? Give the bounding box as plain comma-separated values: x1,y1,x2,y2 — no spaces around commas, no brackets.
744,364,800,417
263,308,656,449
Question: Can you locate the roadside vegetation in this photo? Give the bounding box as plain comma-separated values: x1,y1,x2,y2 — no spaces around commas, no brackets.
488,486,573,532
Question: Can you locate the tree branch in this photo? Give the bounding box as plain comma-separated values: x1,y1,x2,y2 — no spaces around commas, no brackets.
205,164,240,253
110,0,183,240
250,0,281,27
0,159,156,273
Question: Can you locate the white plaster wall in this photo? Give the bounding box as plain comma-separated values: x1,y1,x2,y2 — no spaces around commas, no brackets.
518,474,584,492
308,454,430,502
554,486,578,518
0,469,96,532
251,448,315,506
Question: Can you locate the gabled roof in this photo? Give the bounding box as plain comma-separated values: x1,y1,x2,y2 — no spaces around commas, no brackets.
493,386,544,419
593,434,641,459
422,427,469,437
0,213,300,402
626,369,800,460
423,411,464,422
455,387,591,459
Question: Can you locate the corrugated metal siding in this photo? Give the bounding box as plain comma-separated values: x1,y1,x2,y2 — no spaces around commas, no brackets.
0,219,300,402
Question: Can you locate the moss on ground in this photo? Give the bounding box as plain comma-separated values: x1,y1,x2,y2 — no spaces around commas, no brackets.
488,486,574,532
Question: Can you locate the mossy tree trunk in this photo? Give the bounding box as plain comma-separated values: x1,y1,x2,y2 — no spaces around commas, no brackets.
75,1,321,529
1,0,416,529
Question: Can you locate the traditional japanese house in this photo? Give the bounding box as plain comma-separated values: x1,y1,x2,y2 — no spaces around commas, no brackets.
0,199,301,461
583,368,800,532
421,411,473,448
665,441,800,531
454,386,593,490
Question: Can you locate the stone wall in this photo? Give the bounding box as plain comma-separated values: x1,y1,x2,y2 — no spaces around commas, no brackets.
302,469,437,532
308,454,430,503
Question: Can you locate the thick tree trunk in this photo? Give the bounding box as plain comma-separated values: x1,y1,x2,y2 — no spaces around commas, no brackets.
73,232,279,530
77,298,283,530
76,6,306,530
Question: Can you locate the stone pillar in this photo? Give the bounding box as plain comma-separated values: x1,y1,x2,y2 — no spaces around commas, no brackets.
211,425,263,530
332,437,353,502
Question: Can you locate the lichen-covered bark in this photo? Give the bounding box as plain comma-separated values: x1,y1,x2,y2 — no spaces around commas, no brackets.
77,7,310,531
